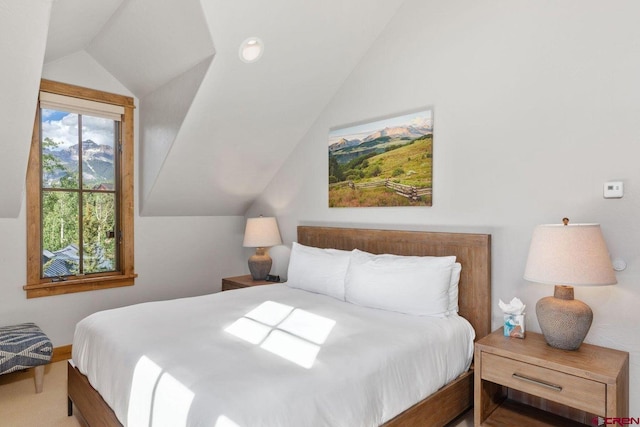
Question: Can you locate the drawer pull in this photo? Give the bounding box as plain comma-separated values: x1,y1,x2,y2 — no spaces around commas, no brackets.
512,373,563,392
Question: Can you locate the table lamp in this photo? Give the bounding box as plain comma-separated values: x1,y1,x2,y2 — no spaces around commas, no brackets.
523,219,617,350
243,216,282,280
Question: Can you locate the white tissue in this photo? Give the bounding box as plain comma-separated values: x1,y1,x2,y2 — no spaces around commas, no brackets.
499,297,526,315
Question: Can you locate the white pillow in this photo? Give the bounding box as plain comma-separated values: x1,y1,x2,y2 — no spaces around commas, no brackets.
285,242,351,300
448,263,462,315
345,249,456,316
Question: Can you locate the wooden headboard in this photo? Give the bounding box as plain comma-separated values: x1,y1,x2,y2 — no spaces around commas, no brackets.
297,226,492,340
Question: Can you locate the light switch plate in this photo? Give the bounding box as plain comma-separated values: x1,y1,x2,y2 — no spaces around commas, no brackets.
604,181,624,199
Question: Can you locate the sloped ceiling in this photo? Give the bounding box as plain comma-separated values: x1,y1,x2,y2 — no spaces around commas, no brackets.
0,0,52,218
141,0,406,216
44,0,122,64
86,0,215,99
1,0,406,218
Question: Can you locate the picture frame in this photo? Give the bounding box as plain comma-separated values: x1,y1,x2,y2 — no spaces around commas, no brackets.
328,108,433,207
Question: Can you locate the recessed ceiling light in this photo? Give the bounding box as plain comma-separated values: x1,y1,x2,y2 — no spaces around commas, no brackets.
239,37,264,63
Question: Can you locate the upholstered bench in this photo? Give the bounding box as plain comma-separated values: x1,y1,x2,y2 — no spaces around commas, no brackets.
0,323,53,393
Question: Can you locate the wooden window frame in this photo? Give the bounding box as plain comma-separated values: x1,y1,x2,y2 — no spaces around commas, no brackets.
24,79,136,298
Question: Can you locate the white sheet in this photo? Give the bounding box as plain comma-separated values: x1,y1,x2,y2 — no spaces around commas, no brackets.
73,285,475,427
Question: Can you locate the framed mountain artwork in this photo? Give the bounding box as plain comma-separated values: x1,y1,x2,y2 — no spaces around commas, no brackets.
328,108,433,207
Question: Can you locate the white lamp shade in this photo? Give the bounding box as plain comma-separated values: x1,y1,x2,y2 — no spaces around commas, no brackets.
524,223,617,286
243,217,282,248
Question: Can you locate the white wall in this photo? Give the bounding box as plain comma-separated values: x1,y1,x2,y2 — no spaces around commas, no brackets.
249,0,640,412
0,51,247,345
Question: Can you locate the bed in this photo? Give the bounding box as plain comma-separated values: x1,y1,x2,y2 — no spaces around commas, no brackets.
68,226,491,427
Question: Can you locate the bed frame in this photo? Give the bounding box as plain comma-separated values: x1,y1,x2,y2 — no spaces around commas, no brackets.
68,226,491,427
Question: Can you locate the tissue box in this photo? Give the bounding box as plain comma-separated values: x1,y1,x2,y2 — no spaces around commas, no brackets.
504,314,525,338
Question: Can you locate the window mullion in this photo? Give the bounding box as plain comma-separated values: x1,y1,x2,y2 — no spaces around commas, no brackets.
78,114,84,275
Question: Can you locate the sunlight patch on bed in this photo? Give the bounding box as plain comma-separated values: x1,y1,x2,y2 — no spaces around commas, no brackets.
277,308,336,344
128,356,162,426
260,329,320,369
225,317,272,344
244,300,294,326
127,355,194,427
224,301,336,368
214,415,242,427
152,372,195,427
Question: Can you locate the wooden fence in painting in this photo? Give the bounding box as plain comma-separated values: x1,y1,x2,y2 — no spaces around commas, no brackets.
347,179,431,201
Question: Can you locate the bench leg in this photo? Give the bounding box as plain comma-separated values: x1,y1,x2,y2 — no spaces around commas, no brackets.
34,365,45,393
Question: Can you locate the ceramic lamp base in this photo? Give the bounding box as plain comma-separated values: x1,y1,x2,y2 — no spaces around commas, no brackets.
248,247,272,280
536,285,593,351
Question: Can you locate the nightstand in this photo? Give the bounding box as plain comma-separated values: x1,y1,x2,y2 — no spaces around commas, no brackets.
474,328,629,426
221,274,273,291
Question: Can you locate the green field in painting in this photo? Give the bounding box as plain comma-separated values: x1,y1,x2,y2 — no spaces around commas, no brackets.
329,136,432,207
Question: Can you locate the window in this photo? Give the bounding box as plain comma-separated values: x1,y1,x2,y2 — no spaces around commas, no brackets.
24,79,136,298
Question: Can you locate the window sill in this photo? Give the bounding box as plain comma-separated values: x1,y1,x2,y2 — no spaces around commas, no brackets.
23,274,138,299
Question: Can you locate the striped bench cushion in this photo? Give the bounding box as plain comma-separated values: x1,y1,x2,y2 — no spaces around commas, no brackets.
0,323,52,375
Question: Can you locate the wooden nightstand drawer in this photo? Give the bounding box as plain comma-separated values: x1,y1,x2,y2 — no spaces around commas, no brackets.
475,329,628,426
481,352,606,415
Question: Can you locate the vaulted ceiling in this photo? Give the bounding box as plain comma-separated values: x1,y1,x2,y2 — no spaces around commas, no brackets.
0,0,405,217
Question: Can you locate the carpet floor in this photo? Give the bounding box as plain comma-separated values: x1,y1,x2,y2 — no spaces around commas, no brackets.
0,361,80,427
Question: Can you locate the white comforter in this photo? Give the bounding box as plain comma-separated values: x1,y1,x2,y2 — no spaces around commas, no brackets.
73,284,474,427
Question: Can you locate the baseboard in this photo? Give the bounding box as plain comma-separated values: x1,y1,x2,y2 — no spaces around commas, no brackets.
52,345,72,363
